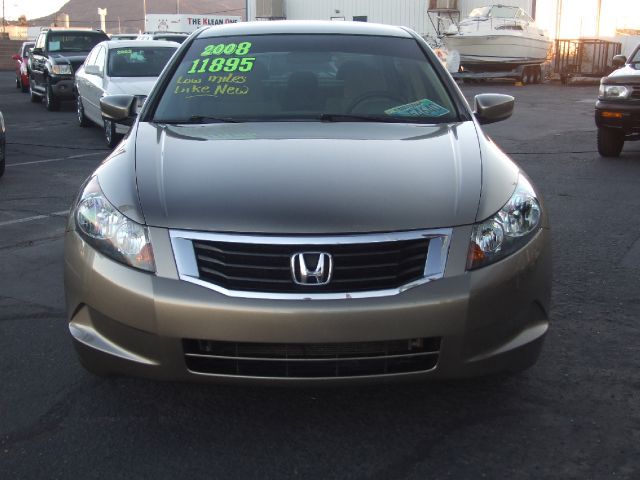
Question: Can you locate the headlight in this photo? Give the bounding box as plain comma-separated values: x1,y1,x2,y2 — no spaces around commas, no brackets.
74,177,155,272
51,64,72,75
599,84,630,99
467,174,541,270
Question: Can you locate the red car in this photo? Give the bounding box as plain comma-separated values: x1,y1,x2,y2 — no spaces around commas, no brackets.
12,41,34,93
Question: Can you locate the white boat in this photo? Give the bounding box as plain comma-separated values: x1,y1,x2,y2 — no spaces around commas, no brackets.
444,5,551,67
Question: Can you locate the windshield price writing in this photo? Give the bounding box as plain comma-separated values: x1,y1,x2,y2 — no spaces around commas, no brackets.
187,42,255,74
200,42,252,56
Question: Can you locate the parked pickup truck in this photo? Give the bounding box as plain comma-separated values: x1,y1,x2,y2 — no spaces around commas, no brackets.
28,28,109,111
595,45,640,157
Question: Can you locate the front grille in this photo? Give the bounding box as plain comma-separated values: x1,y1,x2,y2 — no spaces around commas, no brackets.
630,86,640,100
184,338,441,378
192,238,430,294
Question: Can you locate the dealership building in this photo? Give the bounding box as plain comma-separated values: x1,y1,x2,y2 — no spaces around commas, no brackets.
247,0,540,39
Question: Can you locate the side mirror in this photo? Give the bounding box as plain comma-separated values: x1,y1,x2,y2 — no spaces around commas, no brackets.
85,64,102,76
12,54,20,60
612,55,627,68
101,94,136,125
474,94,514,125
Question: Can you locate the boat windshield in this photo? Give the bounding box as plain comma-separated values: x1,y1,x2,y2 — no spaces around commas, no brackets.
488,6,519,18
469,6,522,19
468,7,491,18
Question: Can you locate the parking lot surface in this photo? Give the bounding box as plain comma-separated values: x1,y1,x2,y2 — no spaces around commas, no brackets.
1,71,639,479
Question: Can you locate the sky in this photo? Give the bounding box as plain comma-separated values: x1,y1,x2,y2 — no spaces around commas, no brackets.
4,0,69,21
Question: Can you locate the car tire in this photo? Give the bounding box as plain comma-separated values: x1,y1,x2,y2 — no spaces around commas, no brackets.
15,75,21,89
44,78,60,111
597,127,624,157
77,97,90,128
103,119,122,148
29,79,41,103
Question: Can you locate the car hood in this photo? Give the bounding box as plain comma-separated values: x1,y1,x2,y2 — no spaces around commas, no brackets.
606,64,640,83
134,121,483,234
106,77,158,96
50,53,90,64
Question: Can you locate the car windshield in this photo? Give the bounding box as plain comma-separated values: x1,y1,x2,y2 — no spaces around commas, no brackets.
629,48,640,64
153,34,458,124
47,33,106,52
108,46,177,77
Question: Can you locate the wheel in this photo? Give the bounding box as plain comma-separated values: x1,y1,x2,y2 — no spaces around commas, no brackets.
103,119,122,148
597,128,624,157
346,91,404,113
533,66,542,84
77,96,90,128
15,74,21,89
44,78,60,111
520,66,531,85
29,78,40,103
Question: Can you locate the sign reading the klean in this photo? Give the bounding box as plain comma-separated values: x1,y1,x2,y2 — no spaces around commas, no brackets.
145,14,241,33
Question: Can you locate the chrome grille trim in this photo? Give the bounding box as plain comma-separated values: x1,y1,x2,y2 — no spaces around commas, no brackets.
170,229,452,300
184,352,438,362
183,338,441,378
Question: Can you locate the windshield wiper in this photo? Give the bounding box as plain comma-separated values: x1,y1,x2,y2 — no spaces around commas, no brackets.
159,115,242,124
319,113,433,123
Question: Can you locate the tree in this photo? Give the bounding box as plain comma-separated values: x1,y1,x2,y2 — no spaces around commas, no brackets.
18,15,28,26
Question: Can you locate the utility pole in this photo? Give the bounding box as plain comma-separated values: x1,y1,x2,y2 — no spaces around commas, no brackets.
98,8,107,32
555,0,562,40
2,0,5,34
143,0,147,32
595,0,602,37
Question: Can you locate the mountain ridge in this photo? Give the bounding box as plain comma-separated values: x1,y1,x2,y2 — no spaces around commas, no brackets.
30,0,245,33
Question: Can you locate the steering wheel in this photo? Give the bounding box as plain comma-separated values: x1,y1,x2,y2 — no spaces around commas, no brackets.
346,91,405,113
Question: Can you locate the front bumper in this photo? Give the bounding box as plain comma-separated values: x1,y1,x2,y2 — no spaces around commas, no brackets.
64,225,552,384
49,75,75,99
595,99,640,136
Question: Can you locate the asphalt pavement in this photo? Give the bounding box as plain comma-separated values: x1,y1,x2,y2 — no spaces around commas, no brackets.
1,71,639,479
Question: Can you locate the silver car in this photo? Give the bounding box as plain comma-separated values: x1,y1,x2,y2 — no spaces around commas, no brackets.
75,40,178,147
65,21,551,383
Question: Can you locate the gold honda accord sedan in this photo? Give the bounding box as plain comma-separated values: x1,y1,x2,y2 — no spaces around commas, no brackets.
64,21,551,383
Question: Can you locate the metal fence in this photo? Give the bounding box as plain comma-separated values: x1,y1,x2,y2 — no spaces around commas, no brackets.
554,38,621,83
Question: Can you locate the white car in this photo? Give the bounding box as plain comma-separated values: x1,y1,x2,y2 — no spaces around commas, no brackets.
75,40,178,147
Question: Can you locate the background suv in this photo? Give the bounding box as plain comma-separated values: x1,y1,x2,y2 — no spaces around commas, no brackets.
596,44,640,157
12,41,34,93
28,28,109,111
